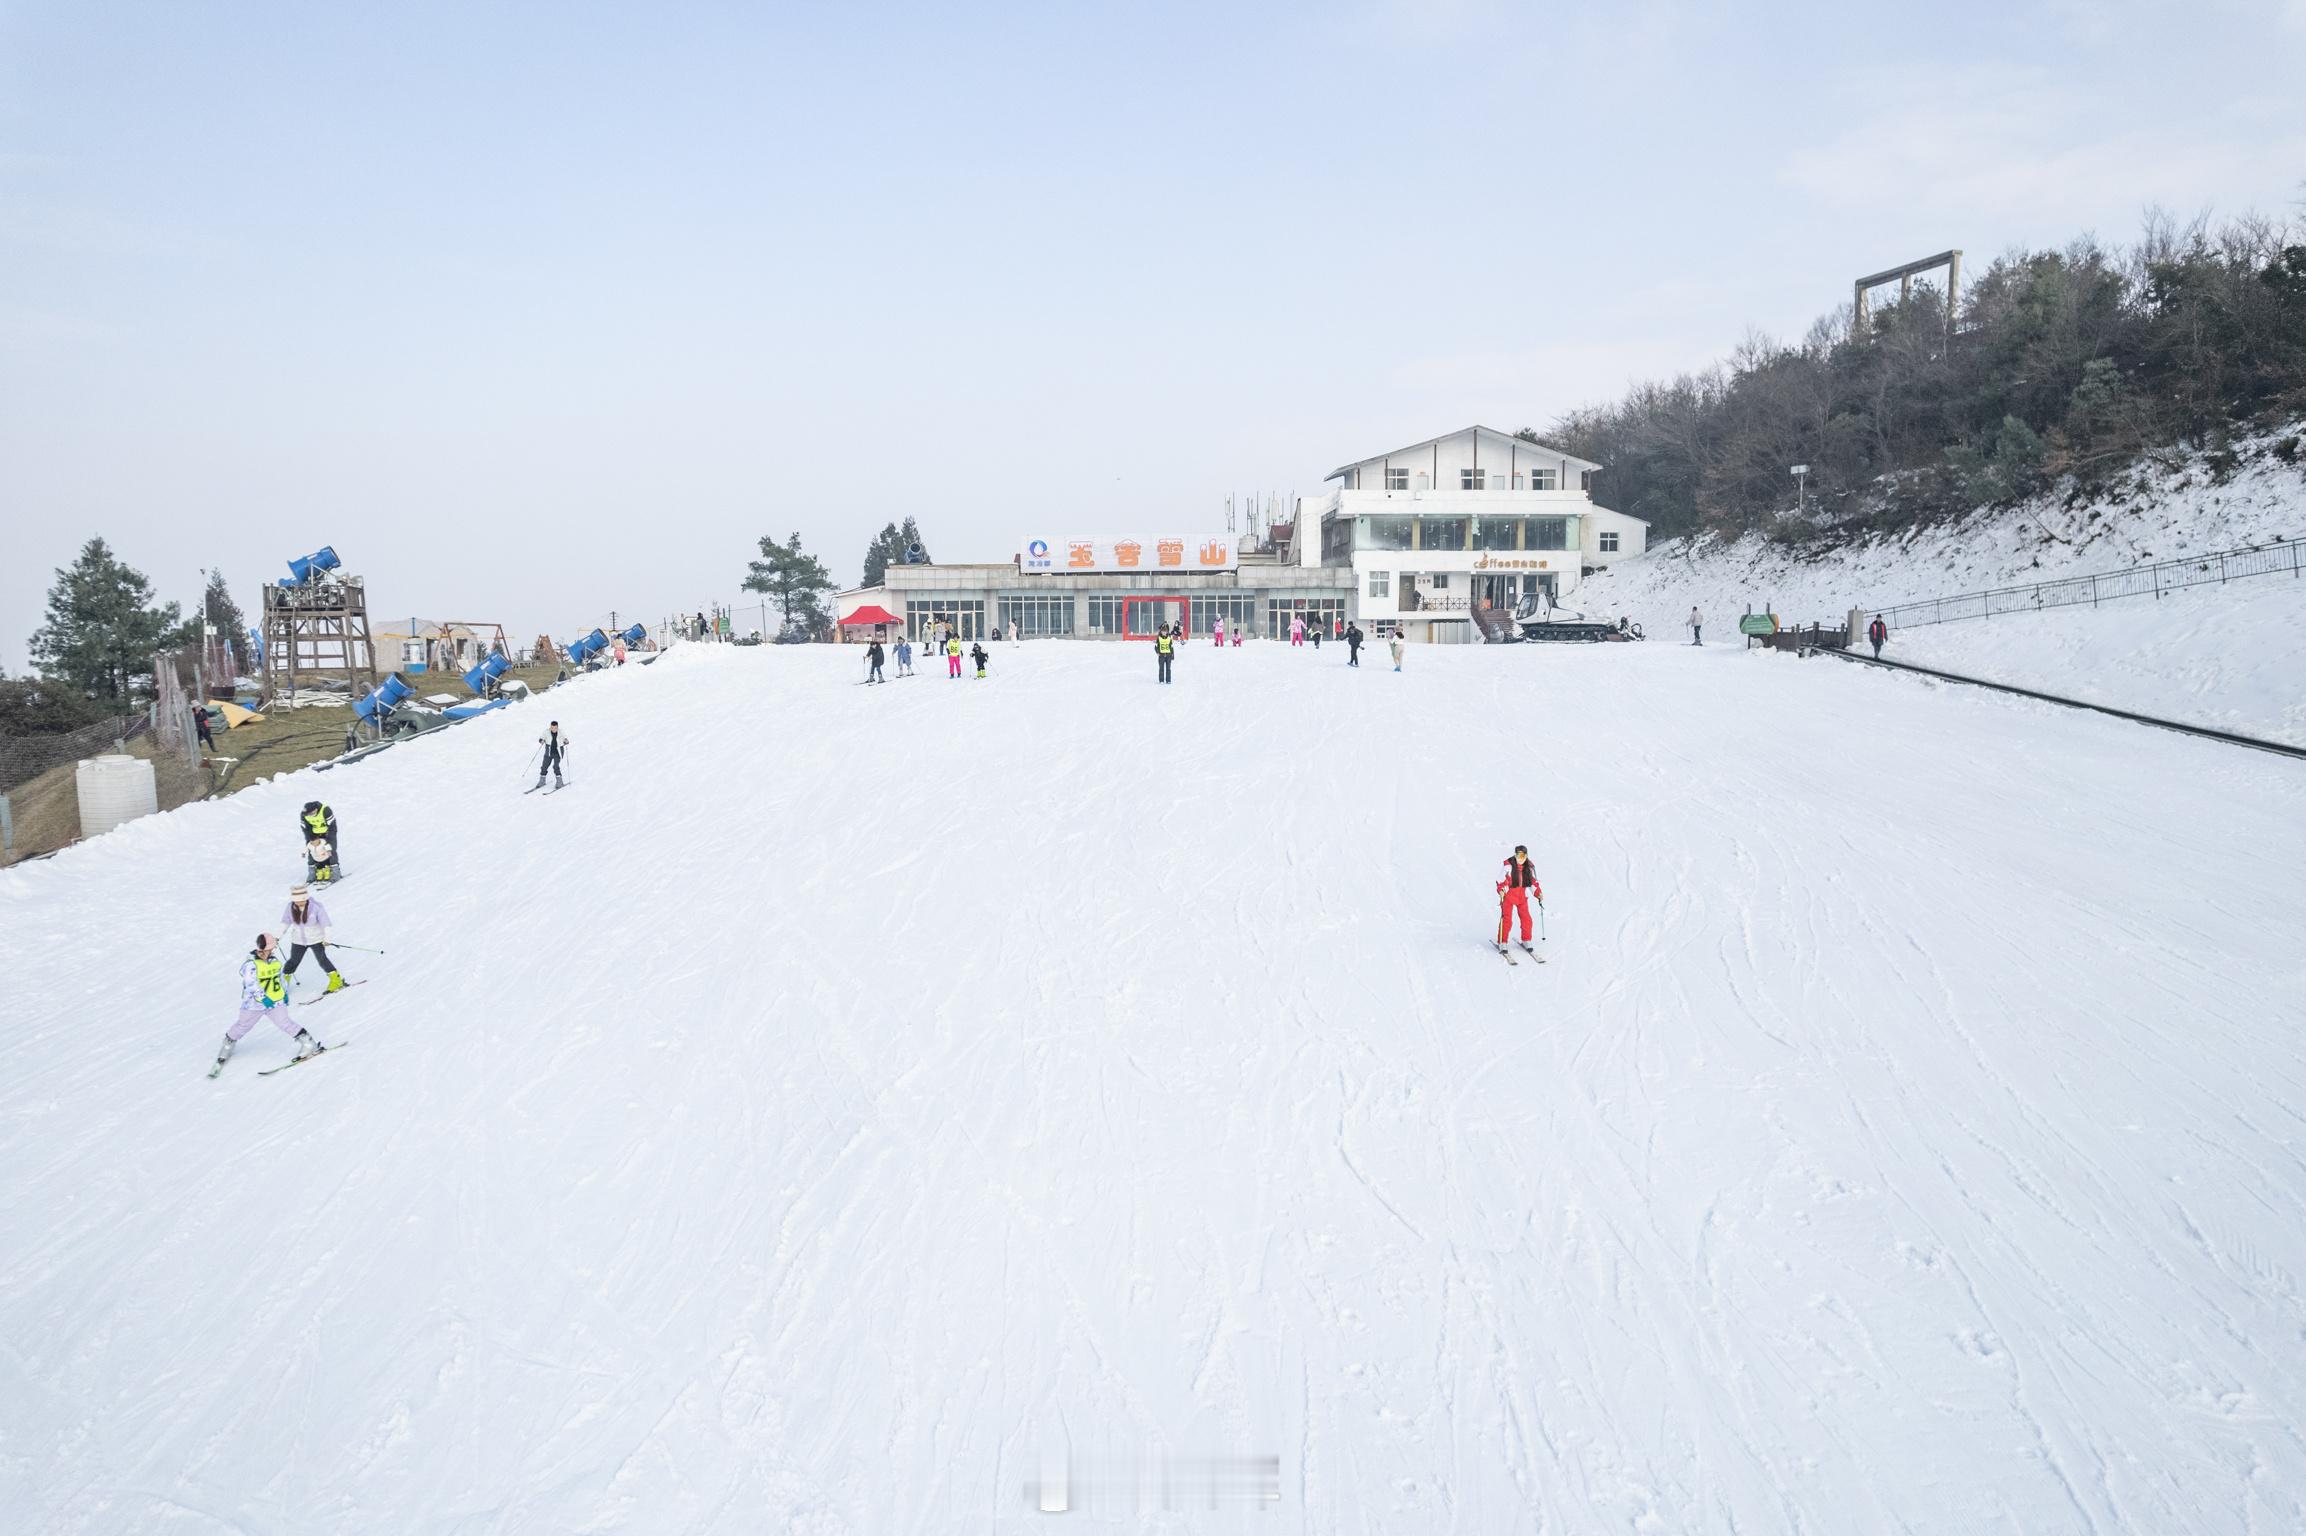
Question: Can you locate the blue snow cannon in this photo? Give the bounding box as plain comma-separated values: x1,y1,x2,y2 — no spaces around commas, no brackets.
620,623,646,647
278,547,341,587
354,672,413,724
462,652,512,695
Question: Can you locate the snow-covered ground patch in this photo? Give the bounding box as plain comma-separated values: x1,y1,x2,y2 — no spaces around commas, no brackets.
1585,436,2306,742
2,640,2303,1532
1884,579,2306,745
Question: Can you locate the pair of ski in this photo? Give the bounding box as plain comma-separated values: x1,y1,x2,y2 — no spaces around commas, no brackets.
1493,940,1544,966
207,1041,350,1079
522,781,571,795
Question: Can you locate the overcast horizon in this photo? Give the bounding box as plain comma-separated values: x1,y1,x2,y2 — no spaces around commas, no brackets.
4,0,2302,669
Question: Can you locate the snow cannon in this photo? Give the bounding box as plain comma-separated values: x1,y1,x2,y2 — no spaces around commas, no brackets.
620,623,646,647
277,546,341,587
354,672,414,725
566,628,609,666
462,652,512,695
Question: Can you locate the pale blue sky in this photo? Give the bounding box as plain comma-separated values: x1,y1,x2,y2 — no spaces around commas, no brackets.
4,0,2301,664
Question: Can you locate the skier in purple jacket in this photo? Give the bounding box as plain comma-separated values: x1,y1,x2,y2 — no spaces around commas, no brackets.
280,884,347,995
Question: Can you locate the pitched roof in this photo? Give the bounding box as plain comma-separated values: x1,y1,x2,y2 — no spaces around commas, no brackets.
1326,424,1601,482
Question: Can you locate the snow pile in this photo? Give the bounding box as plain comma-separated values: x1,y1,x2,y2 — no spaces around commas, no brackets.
2,640,2304,1531
1586,435,2306,741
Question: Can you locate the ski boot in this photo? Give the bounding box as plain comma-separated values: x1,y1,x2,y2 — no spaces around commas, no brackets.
293,1030,325,1061
325,971,346,994
209,1037,236,1077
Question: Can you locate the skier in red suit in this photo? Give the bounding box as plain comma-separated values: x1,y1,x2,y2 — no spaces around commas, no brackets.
1497,844,1543,950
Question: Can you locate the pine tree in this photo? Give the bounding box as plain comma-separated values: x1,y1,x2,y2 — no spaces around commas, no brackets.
200,569,247,641
743,532,835,636
27,538,183,702
860,521,902,588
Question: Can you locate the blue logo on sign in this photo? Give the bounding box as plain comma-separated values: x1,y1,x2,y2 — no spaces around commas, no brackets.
1028,540,1048,558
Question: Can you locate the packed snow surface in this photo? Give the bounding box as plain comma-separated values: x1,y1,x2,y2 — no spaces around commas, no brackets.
3,640,2304,1533
1586,441,2306,742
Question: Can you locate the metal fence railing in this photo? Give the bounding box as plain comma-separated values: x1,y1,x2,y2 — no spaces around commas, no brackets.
0,713,148,796
1877,535,2303,630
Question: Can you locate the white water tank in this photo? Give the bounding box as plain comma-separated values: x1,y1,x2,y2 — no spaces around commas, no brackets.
76,753,158,839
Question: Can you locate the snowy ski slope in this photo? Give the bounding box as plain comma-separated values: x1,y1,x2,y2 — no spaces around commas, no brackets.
2,640,2303,1533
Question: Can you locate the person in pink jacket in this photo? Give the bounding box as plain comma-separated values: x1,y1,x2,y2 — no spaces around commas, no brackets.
1213,617,1225,647
1289,616,1305,646
211,933,324,1074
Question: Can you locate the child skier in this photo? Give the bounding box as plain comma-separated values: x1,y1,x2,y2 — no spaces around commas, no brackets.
211,933,324,1074
281,884,347,996
865,639,886,683
894,636,914,677
535,721,570,789
946,636,964,678
1495,844,1544,959
970,641,989,679
300,800,340,883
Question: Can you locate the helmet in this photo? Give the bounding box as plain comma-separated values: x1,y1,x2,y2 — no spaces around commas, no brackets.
303,800,322,813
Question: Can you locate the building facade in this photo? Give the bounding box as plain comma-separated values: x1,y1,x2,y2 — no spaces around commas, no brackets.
1300,425,1649,642
837,555,1356,643
827,426,1645,643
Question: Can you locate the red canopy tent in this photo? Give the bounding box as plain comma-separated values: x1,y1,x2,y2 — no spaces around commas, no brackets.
839,604,903,627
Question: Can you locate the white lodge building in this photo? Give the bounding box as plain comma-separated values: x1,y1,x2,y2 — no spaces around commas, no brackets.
827,425,1648,644
1296,425,1650,642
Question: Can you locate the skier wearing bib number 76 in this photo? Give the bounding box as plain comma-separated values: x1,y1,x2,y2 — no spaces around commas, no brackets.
211,933,325,1075
1495,845,1544,960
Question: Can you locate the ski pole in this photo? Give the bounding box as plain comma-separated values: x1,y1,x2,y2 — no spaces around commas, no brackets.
329,943,386,954
520,745,541,785
1537,901,1547,944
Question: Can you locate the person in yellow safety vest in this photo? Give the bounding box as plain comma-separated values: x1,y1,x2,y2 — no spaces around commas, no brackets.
211,933,324,1075
945,635,964,679
1154,625,1177,685
300,799,339,883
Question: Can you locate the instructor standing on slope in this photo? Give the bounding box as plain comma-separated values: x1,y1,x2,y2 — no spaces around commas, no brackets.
1154,624,1177,684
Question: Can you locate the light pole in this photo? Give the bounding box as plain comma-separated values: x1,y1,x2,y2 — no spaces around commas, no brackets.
1790,463,1810,516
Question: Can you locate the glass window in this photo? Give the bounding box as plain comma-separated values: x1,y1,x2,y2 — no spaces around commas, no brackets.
1360,516,1413,550
1472,518,1518,550
910,599,986,640
1187,593,1256,636
1418,517,1467,551
1527,517,1568,551
1385,467,1408,491
1460,468,1486,490
998,594,1075,637
1432,573,1450,590
1267,596,1347,637
1368,569,1389,597
1086,594,1125,635
1599,531,1620,553
1580,469,1594,492
1530,468,1559,491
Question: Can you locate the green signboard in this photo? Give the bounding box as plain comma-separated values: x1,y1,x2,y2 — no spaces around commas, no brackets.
1738,613,1779,636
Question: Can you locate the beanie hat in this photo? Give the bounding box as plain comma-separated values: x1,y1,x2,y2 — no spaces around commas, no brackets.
290,884,310,901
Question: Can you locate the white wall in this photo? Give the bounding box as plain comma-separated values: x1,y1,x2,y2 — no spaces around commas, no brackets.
1337,429,1591,495
1581,508,1649,566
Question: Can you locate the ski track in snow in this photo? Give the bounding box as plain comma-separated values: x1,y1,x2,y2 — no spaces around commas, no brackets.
2,639,2304,1533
